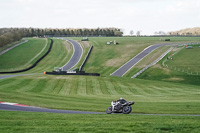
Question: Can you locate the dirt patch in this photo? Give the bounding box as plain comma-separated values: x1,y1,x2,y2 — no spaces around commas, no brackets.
163,77,184,81
55,76,70,79
171,47,181,52
80,41,90,48
64,41,72,53
105,58,126,67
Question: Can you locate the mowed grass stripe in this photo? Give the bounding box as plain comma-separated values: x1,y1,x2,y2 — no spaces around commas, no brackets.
123,81,143,96
52,79,65,94
77,76,86,95
114,81,133,95
58,79,70,95
30,79,47,93
0,78,24,91
98,77,110,95
86,77,94,95
141,85,166,95
0,78,17,89
63,80,72,95
69,76,78,95
15,79,32,92
42,78,57,93
146,86,169,95
111,80,128,95
92,78,103,95
104,78,119,95
136,84,164,96
129,83,151,96
18,78,42,93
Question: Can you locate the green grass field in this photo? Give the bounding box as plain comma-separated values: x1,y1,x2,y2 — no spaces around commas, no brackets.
68,37,200,76
21,38,73,73
0,39,25,53
0,74,199,114
0,37,200,132
0,111,199,133
138,44,200,85
164,45,200,74
0,38,48,72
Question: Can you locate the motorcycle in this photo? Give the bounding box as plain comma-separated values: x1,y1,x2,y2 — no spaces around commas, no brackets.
106,100,134,114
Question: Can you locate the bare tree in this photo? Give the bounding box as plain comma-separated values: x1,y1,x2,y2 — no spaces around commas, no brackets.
158,31,166,35
130,30,134,36
136,31,141,36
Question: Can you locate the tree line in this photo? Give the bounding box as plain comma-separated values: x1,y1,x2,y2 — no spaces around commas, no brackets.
0,27,123,48
0,29,24,47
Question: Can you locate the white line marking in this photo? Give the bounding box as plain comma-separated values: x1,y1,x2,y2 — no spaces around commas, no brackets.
1,102,17,105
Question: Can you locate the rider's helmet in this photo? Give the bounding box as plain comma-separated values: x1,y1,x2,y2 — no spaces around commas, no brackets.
120,97,124,100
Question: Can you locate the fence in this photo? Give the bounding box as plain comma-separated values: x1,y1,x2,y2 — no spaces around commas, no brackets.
46,71,100,76
79,45,93,71
162,64,199,75
162,43,200,75
131,47,174,78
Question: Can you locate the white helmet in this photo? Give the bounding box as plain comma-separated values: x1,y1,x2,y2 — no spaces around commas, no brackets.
120,97,124,100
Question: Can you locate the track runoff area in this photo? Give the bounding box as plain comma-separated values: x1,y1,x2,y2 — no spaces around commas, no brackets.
0,102,199,117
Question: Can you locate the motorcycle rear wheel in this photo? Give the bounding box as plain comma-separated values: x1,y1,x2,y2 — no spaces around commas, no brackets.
106,106,112,114
122,106,132,114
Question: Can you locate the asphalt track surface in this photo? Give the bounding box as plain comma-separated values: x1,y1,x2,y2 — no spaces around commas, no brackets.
1,104,200,117
0,74,39,79
0,104,102,114
111,43,175,77
0,40,28,56
61,39,83,71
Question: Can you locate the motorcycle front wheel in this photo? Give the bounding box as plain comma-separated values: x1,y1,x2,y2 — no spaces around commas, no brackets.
106,106,112,114
122,106,132,114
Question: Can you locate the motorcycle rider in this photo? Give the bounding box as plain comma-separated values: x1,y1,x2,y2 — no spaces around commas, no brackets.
118,97,127,104
113,97,127,111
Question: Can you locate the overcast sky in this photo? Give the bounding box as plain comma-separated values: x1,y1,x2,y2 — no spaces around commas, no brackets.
0,0,200,35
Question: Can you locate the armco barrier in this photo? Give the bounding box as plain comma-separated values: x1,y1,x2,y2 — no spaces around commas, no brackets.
0,39,53,74
131,47,173,78
79,45,93,71
46,71,100,76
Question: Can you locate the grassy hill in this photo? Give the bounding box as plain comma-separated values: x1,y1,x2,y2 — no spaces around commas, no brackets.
138,44,200,85
69,37,200,77
0,38,49,72
0,37,200,132
26,38,73,73
1,110,200,132
169,27,200,36
0,74,200,114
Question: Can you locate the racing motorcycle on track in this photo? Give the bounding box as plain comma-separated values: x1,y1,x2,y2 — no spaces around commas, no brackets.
106,98,134,114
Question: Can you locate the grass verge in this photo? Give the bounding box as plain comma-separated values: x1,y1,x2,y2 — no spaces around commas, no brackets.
0,38,48,72
0,110,200,133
